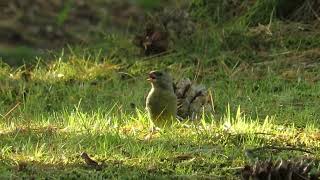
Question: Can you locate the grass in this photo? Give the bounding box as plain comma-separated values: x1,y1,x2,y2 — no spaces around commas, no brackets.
1,1,320,179
1,51,320,179
1,106,319,179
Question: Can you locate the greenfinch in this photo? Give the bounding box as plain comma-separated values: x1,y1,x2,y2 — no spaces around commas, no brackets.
146,70,177,128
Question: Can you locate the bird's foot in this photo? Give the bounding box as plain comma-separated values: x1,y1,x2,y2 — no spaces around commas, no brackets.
144,126,161,141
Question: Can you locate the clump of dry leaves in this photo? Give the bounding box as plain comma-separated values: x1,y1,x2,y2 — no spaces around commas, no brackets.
241,158,320,180
133,8,196,56
133,23,169,56
174,78,212,120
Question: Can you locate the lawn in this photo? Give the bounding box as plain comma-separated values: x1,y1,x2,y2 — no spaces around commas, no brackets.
1,46,320,179
1,1,320,179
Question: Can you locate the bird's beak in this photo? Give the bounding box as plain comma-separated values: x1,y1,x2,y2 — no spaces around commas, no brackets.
147,72,156,82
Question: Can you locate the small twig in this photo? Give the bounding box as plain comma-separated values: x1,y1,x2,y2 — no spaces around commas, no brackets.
307,0,320,22
2,102,21,119
118,72,136,80
223,166,244,171
140,50,178,61
293,171,309,180
208,89,215,113
253,132,276,136
171,174,225,179
193,57,202,82
268,51,293,57
245,145,314,159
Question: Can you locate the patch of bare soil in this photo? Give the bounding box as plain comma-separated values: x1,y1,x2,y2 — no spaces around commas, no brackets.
0,0,144,49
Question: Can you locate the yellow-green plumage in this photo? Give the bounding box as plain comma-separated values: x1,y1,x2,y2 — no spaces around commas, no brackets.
146,70,177,128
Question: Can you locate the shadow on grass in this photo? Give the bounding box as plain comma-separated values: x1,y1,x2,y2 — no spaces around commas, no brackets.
2,124,317,179
0,70,146,118
0,125,241,179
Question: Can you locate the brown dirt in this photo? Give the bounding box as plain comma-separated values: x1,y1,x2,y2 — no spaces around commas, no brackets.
0,0,145,49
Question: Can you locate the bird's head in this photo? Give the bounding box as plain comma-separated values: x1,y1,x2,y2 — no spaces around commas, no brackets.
80,152,89,158
147,70,174,91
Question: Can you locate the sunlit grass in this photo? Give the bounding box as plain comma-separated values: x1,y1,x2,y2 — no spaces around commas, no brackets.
1,94,319,178
1,55,320,178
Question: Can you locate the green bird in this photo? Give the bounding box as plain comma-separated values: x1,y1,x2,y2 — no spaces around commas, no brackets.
146,70,177,128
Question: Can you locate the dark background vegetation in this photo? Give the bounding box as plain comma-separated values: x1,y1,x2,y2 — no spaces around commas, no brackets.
1,0,319,65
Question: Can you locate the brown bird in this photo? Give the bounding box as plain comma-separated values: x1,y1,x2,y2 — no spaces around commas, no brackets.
80,152,102,170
